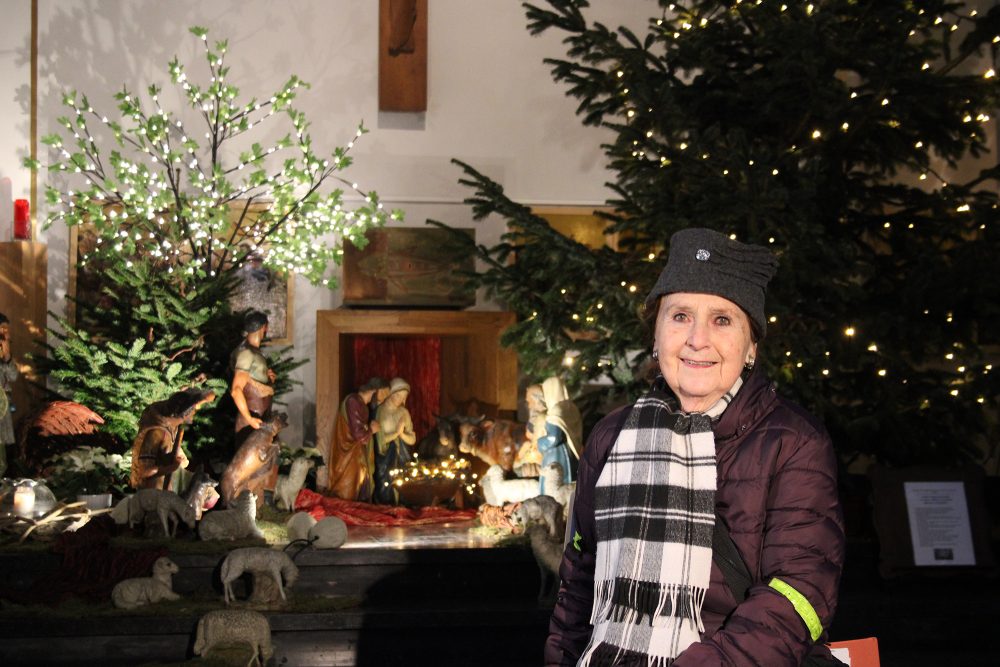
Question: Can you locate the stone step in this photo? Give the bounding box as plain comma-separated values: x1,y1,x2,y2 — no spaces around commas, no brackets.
0,543,553,666
0,602,553,666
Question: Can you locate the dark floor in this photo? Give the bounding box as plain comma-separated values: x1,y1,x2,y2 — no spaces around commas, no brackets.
345,521,999,666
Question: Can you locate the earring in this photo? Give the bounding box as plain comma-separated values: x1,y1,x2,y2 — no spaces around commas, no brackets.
745,358,755,370
652,349,659,361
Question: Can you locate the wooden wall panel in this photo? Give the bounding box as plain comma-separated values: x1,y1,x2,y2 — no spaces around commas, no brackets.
378,0,428,112
0,241,47,424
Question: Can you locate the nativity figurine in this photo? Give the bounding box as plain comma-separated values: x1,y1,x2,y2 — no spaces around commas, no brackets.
373,377,416,505
129,388,216,491
325,377,389,502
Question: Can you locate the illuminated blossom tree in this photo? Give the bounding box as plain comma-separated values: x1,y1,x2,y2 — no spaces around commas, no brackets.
27,27,401,452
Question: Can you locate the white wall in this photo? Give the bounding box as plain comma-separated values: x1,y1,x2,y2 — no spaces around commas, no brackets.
0,1,32,234
19,0,656,445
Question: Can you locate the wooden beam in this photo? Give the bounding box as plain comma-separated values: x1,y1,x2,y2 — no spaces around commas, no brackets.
378,0,428,112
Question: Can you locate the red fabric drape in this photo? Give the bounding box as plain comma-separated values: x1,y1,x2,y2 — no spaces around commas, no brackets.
295,488,476,526
352,336,440,439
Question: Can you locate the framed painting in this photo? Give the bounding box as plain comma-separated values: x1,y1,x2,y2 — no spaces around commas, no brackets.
342,227,476,308
227,254,294,344
531,205,621,250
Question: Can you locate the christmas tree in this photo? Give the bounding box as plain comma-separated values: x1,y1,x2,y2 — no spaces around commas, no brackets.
438,0,1000,467
28,27,400,455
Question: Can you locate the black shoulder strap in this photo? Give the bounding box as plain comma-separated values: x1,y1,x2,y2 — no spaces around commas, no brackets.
712,514,753,602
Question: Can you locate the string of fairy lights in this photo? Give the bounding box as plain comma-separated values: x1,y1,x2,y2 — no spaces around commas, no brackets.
34,26,401,289
542,1,997,410
386,454,479,496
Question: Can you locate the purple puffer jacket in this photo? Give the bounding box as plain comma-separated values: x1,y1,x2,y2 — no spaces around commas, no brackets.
545,366,845,666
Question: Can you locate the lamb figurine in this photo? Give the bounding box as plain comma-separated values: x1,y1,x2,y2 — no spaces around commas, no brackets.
480,464,540,507
512,496,565,602
540,461,576,519
128,488,197,537
512,494,565,540
184,471,220,521
199,490,264,542
193,609,273,666
111,556,181,609
275,457,315,511
220,547,300,605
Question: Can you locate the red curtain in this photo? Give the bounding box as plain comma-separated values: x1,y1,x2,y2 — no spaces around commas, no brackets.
352,336,440,439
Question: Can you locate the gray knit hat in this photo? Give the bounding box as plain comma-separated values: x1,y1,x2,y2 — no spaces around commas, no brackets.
646,228,778,337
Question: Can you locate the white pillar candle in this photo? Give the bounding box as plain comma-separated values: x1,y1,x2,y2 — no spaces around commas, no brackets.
13,486,36,516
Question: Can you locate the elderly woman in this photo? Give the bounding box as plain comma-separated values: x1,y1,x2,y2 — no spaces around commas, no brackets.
546,228,845,666
374,377,417,505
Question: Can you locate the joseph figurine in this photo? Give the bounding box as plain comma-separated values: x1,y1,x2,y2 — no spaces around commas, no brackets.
326,377,389,501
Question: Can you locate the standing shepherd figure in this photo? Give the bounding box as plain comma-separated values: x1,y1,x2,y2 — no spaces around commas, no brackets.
229,310,279,496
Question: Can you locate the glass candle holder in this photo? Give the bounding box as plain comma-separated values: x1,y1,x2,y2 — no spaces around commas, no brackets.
0,479,57,518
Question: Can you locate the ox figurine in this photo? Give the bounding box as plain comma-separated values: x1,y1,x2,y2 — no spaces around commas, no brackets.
458,418,525,473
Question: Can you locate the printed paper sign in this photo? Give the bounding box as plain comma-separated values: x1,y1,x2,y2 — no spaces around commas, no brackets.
904,481,975,566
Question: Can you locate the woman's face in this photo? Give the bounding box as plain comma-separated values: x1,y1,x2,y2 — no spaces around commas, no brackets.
392,389,409,407
654,292,756,412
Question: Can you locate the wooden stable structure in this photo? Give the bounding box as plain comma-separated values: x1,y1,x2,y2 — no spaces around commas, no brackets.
315,309,518,455
0,241,47,420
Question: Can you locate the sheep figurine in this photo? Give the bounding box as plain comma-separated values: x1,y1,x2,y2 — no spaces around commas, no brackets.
193,609,273,666
111,556,181,609
128,488,197,537
480,464,540,507
275,457,315,511
110,495,131,525
540,462,576,519
512,496,566,602
220,547,300,605
199,490,263,542
512,494,565,540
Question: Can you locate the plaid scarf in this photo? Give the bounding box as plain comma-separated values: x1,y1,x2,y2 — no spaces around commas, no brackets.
580,375,743,667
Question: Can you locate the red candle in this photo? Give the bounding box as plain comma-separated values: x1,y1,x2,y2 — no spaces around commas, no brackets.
13,199,30,240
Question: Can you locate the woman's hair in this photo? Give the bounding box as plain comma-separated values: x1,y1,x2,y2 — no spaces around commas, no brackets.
0,312,9,325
